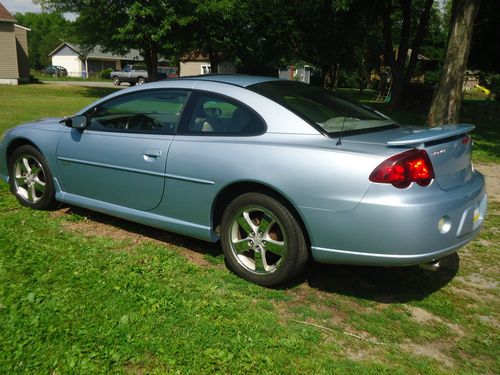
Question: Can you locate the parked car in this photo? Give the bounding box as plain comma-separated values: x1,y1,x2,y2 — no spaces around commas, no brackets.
0,75,487,286
157,66,178,79
41,65,68,77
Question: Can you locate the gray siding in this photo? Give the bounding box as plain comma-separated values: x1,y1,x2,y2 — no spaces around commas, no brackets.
56,45,78,56
0,22,19,79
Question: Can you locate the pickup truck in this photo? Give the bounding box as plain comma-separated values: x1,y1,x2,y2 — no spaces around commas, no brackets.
110,65,178,86
111,65,148,86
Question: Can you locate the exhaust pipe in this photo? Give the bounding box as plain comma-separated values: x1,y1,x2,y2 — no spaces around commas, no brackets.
419,260,441,272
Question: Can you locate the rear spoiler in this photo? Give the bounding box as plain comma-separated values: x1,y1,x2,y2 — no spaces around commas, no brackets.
387,124,475,146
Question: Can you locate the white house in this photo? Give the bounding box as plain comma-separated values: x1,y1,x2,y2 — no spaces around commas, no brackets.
48,42,142,78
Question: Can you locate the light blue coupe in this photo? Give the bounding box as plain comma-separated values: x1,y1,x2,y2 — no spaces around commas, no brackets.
0,75,487,286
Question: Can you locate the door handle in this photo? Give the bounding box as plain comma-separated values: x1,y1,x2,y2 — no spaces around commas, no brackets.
143,149,163,157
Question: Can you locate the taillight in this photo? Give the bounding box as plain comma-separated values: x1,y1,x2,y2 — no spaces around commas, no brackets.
369,149,434,188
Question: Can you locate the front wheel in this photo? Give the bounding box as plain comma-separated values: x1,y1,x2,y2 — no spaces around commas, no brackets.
221,193,308,286
113,77,120,86
8,145,57,210
137,77,145,85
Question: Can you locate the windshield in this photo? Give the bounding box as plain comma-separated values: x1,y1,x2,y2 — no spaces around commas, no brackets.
249,81,396,135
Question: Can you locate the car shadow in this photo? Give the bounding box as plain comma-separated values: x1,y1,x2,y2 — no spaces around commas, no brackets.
293,253,460,303
58,205,459,303
60,205,223,259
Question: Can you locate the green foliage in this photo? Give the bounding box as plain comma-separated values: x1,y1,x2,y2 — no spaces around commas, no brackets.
14,12,73,69
99,68,113,80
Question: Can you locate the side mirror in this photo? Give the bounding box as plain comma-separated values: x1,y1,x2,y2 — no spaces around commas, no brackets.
63,115,88,129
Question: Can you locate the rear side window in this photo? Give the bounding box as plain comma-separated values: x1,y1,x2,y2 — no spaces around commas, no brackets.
249,81,395,135
180,92,265,136
87,90,188,134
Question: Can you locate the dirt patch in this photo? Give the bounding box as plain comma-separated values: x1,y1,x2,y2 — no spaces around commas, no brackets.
449,286,497,303
477,315,499,329
344,347,382,362
410,307,438,324
475,163,500,202
408,307,464,336
51,206,217,268
402,342,454,368
456,274,498,291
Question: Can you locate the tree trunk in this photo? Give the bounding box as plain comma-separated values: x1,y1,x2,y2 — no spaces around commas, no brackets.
427,0,481,127
403,0,434,86
332,63,340,91
143,42,159,82
323,65,333,90
207,43,219,74
381,0,434,109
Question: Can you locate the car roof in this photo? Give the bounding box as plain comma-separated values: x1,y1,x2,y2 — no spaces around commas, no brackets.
180,74,281,88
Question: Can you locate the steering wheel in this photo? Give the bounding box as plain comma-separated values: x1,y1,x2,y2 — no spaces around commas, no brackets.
125,113,156,130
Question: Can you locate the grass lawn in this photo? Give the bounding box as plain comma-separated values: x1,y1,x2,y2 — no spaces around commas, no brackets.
0,84,498,374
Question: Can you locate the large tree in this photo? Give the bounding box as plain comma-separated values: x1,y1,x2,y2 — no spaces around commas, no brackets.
186,0,237,73
427,0,481,126
380,0,434,108
37,0,189,80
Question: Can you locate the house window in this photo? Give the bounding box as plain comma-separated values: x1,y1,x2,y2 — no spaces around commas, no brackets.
201,64,211,75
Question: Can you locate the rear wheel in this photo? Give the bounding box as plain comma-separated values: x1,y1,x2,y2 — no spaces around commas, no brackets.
221,193,308,286
8,145,56,210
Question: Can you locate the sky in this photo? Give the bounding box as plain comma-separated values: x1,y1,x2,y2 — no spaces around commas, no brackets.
2,0,42,13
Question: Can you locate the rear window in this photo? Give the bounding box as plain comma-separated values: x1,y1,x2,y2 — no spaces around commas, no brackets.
249,81,396,135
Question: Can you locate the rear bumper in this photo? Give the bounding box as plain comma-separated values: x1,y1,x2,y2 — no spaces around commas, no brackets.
302,172,487,266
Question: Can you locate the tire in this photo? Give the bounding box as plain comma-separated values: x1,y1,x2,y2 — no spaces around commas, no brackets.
8,145,57,210
221,192,308,286
113,76,120,86
137,77,145,85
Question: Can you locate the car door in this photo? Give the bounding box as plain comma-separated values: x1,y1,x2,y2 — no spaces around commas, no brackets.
56,89,189,211
164,91,267,225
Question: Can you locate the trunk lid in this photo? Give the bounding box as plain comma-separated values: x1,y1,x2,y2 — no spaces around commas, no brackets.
387,124,474,190
343,124,475,190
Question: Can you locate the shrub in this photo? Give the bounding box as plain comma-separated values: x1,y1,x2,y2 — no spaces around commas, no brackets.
100,68,113,80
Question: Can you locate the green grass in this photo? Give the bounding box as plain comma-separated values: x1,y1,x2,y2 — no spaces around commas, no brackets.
0,84,499,374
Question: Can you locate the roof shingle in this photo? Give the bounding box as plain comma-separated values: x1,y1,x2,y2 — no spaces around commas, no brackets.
0,2,16,22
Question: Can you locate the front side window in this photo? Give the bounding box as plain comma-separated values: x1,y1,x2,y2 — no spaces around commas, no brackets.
87,90,189,134
181,93,265,136
249,81,396,135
